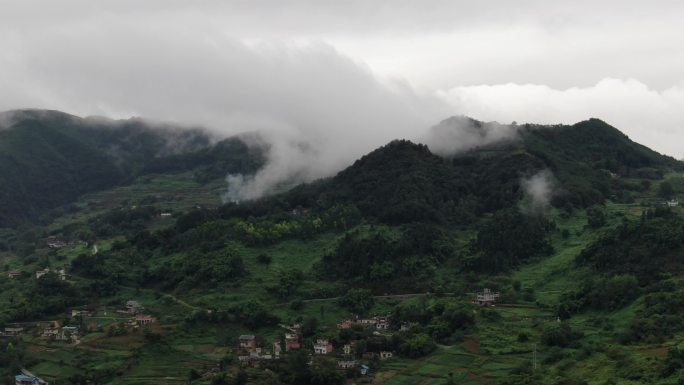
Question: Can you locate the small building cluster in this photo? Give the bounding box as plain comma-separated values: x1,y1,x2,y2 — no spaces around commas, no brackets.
337,315,392,330
7,270,21,279
41,323,80,343
473,288,500,306
234,317,396,374
134,314,156,326
45,236,85,249
313,339,333,355
284,333,300,351
237,335,278,367
35,267,66,280
335,342,392,371
117,300,145,314
0,326,24,338
46,236,67,249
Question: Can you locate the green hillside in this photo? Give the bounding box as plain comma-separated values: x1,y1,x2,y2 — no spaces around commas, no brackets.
1,113,684,385
0,109,264,227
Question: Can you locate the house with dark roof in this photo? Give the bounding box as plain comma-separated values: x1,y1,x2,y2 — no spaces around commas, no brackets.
14,374,38,385
239,334,257,351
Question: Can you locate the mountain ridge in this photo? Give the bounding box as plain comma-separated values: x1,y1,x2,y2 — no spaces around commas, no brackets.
0,109,264,226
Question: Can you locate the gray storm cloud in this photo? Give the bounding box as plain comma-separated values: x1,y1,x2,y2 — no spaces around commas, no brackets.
0,20,451,200
1,0,684,201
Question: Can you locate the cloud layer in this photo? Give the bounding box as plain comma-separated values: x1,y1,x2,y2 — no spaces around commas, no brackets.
438,79,684,159
0,15,449,199
1,1,683,199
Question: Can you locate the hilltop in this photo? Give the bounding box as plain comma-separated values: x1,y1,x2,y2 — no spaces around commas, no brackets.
281,117,679,225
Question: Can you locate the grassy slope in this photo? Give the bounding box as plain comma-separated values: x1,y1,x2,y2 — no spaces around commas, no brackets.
15,174,684,385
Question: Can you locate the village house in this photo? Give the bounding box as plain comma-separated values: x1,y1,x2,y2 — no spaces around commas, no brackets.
35,267,66,280
337,319,354,329
352,315,391,330
46,236,66,249
343,343,353,355
284,333,300,351
239,334,257,351
3,327,24,337
14,374,39,385
57,326,79,342
41,323,79,342
375,315,391,330
281,323,301,334
135,314,156,326
237,355,250,364
273,341,282,359
380,351,393,360
71,309,93,318
356,318,377,327
667,199,679,207
7,270,21,279
118,300,144,314
35,268,49,279
313,339,333,355
248,356,262,368
360,364,371,375
290,207,311,217
337,359,357,369
41,327,59,339
238,347,276,367
473,288,500,306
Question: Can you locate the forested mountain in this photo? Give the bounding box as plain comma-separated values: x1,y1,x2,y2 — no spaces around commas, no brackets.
280,118,680,226
0,109,264,226
2,111,684,385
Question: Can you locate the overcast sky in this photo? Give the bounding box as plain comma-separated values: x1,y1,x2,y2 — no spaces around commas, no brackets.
1,1,683,195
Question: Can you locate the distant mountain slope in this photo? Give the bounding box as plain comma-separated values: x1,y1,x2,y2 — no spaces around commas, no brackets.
0,109,264,226
523,119,675,172
577,209,684,285
517,119,680,206
0,114,122,224
282,118,681,225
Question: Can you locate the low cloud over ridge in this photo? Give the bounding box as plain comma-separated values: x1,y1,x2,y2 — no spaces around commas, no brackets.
438,78,684,159
1,2,684,200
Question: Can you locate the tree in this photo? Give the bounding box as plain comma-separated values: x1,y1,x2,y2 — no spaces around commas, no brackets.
301,316,319,338
471,209,554,273
234,368,248,385
338,288,375,314
188,369,201,383
659,181,674,199
399,333,436,358
256,253,272,265
586,206,607,228
310,359,345,385
541,322,582,347
271,269,304,299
